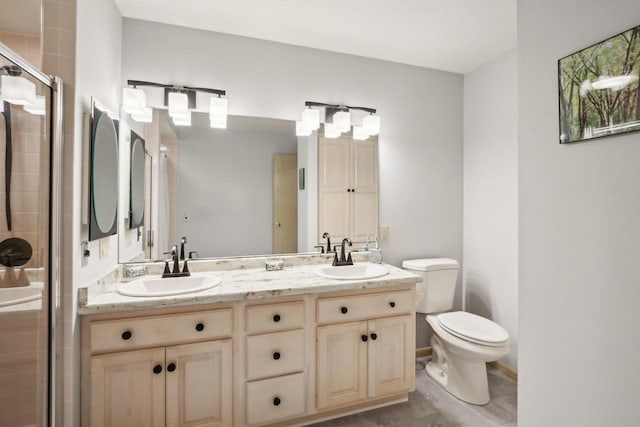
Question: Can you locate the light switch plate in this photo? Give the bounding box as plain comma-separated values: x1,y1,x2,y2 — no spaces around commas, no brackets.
379,225,389,241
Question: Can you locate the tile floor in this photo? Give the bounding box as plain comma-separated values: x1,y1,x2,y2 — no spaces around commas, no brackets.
311,357,517,427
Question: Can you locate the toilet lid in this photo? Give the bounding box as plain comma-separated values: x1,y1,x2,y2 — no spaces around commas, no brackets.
436,311,509,346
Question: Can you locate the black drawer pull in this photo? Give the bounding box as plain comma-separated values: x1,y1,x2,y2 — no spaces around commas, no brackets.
195,323,205,332
273,352,281,360
389,301,396,308
167,363,176,372
361,334,368,342
273,397,281,406
153,364,162,374
273,314,281,322
121,330,132,340
370,333,378,340
340,306,348,314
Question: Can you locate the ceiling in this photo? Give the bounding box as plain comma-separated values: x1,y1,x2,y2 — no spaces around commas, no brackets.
0,0,41,35
114,0,516,74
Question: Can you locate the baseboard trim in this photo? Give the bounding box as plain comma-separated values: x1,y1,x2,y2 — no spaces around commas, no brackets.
416,346,517,382
488,361,518,381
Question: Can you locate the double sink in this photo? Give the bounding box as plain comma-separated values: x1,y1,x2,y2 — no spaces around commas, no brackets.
118,263,389,298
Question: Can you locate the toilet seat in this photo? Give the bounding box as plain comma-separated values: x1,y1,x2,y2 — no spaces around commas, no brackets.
435,312,509,347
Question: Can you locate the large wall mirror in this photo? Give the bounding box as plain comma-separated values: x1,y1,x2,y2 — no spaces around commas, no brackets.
118,108,378,263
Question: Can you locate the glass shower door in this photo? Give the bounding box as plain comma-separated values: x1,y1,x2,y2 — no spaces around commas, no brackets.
0,44,60,427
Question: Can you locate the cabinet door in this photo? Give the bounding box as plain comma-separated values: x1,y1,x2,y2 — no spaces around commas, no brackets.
367,315,415,398
90,348,165,427
350,139,378,242
318,137,351,242
165,340,232,427
316,321,368,409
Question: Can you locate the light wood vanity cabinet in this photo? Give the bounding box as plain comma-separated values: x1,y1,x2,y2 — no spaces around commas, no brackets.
83,310,233,427
82,285,415,427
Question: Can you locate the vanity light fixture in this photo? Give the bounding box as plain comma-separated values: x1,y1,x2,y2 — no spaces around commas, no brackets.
300,101,379,138
24,95,46,115
124,79,227,128
0,75,36,106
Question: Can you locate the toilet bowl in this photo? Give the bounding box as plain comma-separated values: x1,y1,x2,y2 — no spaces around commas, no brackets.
402,258,510,405
426,311,509,405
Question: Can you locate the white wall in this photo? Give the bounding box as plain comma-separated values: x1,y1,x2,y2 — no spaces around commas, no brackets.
122,20,464,347
176,114,297,257
463,50,518,368
518,1,640,425
65,0,122,425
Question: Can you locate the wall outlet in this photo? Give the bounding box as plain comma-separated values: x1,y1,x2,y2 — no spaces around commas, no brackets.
379,225,389,241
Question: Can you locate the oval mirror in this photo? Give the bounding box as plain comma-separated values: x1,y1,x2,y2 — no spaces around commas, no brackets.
130,132,145,228
89,107,118,240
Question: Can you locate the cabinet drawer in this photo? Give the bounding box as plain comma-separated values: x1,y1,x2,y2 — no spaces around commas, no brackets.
245,329,305,381
246,372,306,425
245,301,305,334
317,290,414,324
89,309,233,353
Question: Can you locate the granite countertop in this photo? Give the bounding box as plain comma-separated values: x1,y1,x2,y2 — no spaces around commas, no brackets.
78,261,421,315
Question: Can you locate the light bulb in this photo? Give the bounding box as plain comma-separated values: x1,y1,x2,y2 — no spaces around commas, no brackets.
333,111,351,133
352,126,369,140
132,107,153,123
362,114,380,135
301,108,320,130
168,92,188,118
122,88,146,115
24,95,46,115
296,121,312,136
0,75,36,106
173,110,191,126
324,123,340,138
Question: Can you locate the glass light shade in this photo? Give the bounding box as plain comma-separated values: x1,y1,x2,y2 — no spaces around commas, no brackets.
210,116,227,129
1,75,36,106
173,110,191,126
333,111,351,133
296,121,312,136
363,114,381,135
122,88,146,115
132,107,153,123
24,95,46,115
168,92,189,118
210,96,228,120
324,122,341,138
301,108,320,130
352,125,369,140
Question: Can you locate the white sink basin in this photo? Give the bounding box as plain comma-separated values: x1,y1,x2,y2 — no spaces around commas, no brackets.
0,284,43,307
118,274,221,297
314,264,389,280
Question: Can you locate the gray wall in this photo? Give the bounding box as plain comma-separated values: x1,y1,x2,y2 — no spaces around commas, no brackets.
518,0,640,425
463,50,518,368
176,114,297,257
122,20,464,347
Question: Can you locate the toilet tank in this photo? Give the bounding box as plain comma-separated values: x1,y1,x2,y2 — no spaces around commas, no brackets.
402,258,459,314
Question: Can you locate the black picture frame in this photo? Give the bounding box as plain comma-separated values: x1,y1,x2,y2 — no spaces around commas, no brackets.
558,24,640,144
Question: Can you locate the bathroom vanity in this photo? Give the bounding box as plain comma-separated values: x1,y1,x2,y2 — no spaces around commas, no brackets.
78,257,419,426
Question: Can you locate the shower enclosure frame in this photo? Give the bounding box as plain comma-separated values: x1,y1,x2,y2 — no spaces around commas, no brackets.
0,42,63,426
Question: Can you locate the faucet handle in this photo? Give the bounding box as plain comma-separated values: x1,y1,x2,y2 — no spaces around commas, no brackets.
314,245,325,254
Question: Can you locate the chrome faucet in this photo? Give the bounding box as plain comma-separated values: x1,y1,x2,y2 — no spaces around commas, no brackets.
163,244,191,278
332,238,353,266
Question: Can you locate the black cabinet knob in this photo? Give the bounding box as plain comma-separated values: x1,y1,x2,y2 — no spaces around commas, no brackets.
153,364,162,374
167,363,176,372
273,352,281,360
389,301,396,308
361,334,368,342
273,397,281,406
347,189,351,192
195,323,205,332
352,188,356,192
340,306,348,314
121,330,132,340
371,333,378,340
273,314,281,322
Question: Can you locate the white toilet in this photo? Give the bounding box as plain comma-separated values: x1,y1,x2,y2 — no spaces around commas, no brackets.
402,258,510,405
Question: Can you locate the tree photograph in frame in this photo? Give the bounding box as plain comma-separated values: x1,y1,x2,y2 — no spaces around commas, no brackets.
558,24,640,143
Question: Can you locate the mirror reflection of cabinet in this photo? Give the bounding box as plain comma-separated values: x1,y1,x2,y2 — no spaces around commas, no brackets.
318,134,378,245
89,104,119,241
